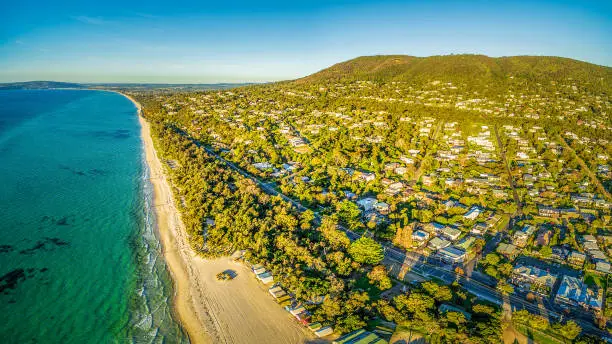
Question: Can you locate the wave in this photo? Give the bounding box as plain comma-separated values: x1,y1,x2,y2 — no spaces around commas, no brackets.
125,153,189,343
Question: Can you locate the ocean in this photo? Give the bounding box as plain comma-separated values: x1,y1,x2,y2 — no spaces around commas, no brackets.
0,90,188,343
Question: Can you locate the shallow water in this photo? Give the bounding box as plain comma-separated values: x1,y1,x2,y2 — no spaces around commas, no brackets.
0,90,188,343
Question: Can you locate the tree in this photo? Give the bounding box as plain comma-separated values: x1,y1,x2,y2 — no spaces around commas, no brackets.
393,224,413,249
497,280,514,295
446,311,467,327
368,265,392,290
557,320,581,341
349,237,384,264
484,253,501,266
421,281,453,302
539,246,552,258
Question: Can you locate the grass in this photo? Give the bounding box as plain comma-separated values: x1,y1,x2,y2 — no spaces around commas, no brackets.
584,271,607,289
515,324,565,344
353,276,382,300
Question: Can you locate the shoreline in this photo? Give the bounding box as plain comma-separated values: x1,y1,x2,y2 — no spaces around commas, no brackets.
126,93,209,343
119,91,312,344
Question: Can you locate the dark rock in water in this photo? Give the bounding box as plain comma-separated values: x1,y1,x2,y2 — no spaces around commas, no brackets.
0,269,26,293
55,216,71,226
40,268,48,273
19,237,69,255
88,169,108,176
0,245,13,253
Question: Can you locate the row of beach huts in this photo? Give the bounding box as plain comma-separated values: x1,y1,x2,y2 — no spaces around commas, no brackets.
250,263,335,338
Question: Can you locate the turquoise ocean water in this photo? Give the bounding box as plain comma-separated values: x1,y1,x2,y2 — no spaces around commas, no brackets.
0,90,188,343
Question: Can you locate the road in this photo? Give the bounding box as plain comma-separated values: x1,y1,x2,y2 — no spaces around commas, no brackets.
559,136,612,201
173,126,611,340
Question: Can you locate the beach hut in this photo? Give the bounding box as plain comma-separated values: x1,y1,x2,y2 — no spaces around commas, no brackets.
268,286,287,299
294,311,311,325
253,266,267,275
308,322,322,332
315,326,334,338
288,305,306,315
256,272,274,284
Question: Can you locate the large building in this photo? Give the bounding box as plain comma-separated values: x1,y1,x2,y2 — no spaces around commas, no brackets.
555,276,603,311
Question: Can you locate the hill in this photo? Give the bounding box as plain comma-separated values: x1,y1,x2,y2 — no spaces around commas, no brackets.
296,54,611,92
0,81,85,90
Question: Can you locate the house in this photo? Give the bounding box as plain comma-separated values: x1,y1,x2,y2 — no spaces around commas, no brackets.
511,264,557,294
562,249,582,263
385,182,404,195
496,243,518,259
428,237,451,251
437,246,467,264
441,227,462,241
357,198,377,212
513,225,536,247
356,171,376,182
555,276,603,310
253,162,273,170
344,190,357,200
595,261,611,274
471,222,488,235
424,222,446,234
456,236,476,251
412,230,430,243
373,202,390,214
463,206,482,220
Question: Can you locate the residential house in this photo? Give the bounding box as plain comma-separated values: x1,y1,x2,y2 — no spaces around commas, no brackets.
356,198,377,212
568,251,586,266
437,246,467,264
512,264,557,294
497,243,518,259
513,225,536,248
464,206,482,220
412,230,430,244
441,227,462,241
428,237,451,251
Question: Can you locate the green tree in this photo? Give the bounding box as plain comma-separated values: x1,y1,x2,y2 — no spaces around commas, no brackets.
368,265,392,290
349,237,384,264
557,320,581,341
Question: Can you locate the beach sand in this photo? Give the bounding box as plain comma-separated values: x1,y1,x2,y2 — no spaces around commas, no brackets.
127,93,312,344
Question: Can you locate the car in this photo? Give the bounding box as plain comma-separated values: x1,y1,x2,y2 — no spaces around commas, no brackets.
216,271,234,281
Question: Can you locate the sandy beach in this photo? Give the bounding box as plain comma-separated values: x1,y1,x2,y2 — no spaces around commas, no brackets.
124,93,311,344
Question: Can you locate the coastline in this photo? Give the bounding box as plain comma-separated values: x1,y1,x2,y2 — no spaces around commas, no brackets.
129,93,210,343
121,92,311,344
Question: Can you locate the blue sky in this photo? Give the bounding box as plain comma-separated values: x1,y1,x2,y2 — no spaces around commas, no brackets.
0,0,610,83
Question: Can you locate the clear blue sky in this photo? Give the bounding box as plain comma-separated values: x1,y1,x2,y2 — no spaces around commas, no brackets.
1,0,610,83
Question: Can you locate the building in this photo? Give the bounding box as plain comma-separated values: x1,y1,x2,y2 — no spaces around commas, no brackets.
568,251,586,266
428,237,451,251
412,230,430,243
463,206,482,220
555,276,603,310
513,225,536,247
437,246,467,264
497,243,518,259
357,198,377,212
511,264,557,294
441,227,462,241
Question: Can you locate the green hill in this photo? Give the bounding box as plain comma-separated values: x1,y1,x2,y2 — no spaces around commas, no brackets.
296,54,611,92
